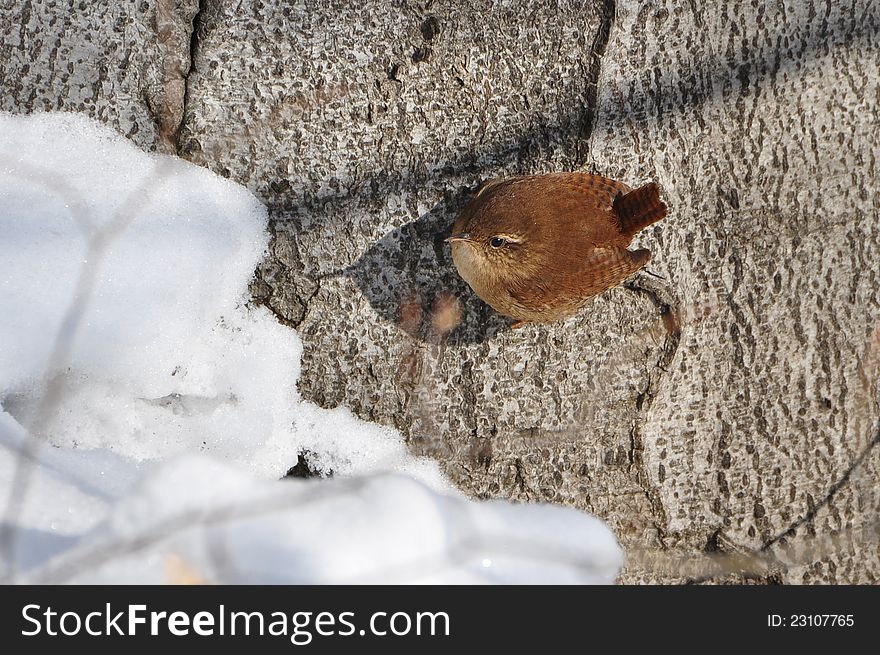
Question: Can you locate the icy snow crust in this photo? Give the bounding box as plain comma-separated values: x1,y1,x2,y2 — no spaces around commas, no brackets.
0,112,622,583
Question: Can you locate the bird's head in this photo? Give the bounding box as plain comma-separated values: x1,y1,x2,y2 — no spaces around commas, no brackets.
447,181,547,285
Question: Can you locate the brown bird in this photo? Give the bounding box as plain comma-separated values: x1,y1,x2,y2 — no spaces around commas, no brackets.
447,172,667,325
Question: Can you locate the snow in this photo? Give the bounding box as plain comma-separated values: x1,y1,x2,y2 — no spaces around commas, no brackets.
27,456,622,584
0,112,623,583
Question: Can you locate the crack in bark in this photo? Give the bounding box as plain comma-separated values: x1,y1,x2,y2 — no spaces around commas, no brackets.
251,221,323,330
178,0,206,155
623,278,682,545
152,0,203,154
578,0,617,165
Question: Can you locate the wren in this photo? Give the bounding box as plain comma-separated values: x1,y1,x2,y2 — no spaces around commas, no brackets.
447,172,667,324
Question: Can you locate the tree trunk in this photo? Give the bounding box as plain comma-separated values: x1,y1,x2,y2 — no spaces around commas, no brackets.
3,0,878,583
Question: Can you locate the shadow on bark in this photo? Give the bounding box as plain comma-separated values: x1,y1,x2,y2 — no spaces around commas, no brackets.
340,187,513,344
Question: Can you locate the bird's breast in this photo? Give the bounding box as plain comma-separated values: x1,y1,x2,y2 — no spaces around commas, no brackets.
450,243,535,320
450,242,492,295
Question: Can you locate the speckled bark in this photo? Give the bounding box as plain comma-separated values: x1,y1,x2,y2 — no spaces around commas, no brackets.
0,0,200,152
589,0,880,583
2,0,878,583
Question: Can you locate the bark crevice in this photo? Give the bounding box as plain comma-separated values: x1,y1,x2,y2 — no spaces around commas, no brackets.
578,0,617,164
623,277,681,545
177,0,206,155
152,0,203,154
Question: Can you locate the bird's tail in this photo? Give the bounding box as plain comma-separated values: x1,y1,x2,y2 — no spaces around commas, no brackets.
613,182,667,238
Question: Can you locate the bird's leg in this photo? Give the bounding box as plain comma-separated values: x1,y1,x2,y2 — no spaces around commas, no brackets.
511,320,529,329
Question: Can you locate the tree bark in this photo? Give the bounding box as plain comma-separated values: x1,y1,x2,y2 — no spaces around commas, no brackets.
3,0,878,583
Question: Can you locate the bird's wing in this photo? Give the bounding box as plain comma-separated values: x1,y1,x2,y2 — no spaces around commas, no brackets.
512,173,633,247
539,172,632,210
510,247,649,309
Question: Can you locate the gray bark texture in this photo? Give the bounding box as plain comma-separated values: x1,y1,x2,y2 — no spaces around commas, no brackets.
3,0,879,583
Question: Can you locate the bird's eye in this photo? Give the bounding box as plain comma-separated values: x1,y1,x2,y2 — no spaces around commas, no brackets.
489,237,506,248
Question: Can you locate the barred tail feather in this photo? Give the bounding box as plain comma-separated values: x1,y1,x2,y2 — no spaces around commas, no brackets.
613,182,667,237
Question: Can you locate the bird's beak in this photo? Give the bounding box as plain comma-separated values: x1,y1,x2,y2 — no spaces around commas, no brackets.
445,233,471,243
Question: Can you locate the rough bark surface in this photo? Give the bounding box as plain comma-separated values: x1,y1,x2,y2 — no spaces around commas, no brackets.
589,0,880,583
0,0,200,152
3,0,878,583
